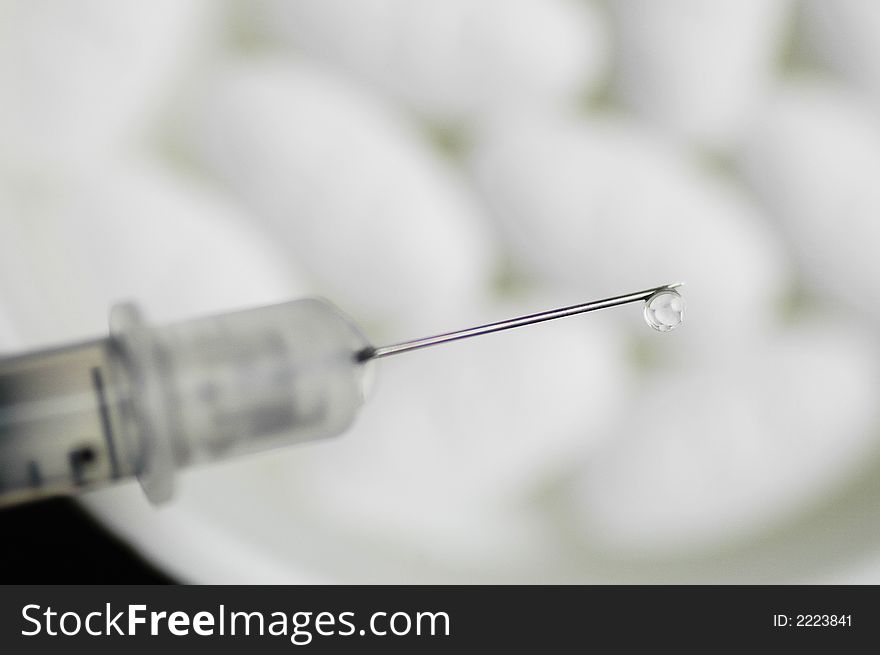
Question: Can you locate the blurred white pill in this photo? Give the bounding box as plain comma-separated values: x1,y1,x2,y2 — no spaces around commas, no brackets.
470,115,789,358
184,446,554,580
739,80,880,321
277,295,629,569
804,1,880,103
252,0,607,124
0,0,211,168
610,0,792,148
0,159,308,347
181,57,494,328
380,297,630,501
570,314,880,554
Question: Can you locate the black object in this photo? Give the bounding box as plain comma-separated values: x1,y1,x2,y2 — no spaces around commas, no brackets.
0,497,173,583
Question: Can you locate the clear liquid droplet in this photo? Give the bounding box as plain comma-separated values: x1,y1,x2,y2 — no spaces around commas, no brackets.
644,290,685,332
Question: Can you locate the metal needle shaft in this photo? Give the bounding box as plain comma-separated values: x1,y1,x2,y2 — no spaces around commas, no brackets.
357,282,683,363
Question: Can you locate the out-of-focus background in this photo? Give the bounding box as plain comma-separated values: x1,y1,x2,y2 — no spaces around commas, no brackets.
2,0,880,583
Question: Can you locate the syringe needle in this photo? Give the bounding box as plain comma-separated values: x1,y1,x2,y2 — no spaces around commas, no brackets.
0,284,683,508
357,282,685,362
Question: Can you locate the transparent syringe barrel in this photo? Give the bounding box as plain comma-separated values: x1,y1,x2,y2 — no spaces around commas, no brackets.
0,298,371,507
0,340,136,506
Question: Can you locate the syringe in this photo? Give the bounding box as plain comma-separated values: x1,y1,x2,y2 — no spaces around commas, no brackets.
0,284,684,508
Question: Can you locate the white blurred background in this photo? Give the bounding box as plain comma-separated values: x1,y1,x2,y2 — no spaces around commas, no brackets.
2,0,880,583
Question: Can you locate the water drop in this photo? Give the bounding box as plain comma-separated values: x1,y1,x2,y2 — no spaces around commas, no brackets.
644,289,685,332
